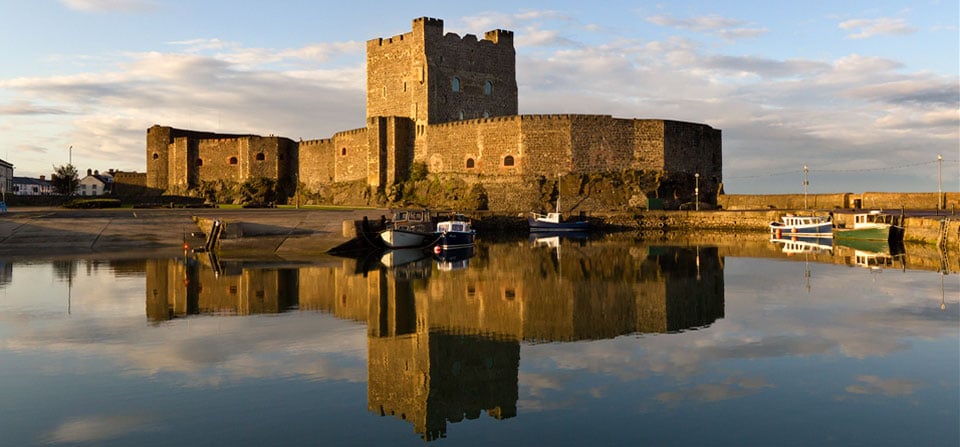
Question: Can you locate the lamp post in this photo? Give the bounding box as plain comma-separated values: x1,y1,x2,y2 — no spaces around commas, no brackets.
937,154,942,213
803,165,809,210
694,173,700,211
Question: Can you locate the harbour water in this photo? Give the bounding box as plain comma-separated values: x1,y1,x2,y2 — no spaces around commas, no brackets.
0,235,957,446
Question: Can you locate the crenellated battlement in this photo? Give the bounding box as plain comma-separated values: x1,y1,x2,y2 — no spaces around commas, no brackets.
298,138,332,147
335,127,368,137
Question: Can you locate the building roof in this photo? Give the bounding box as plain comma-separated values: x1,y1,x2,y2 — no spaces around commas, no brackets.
0,158,12,169
80,174,113,185
13,176,52,186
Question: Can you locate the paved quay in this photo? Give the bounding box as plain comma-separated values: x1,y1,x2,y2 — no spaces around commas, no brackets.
0,207,387,259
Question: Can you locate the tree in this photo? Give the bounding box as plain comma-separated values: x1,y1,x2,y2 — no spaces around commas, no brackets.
239,177,276,206
51,164,80,195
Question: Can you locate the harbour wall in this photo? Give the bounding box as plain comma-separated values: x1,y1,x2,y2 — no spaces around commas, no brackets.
600,210,960,249
718,192,960,211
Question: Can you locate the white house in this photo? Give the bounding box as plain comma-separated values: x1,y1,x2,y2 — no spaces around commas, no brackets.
13,176,54,195
0,158,12,199
78,169,113,196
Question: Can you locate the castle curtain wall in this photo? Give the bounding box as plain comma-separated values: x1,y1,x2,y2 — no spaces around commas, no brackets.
633,120,667,170
662,120,723,200
332,128,370,183
298,139,336,191
569,116,634,174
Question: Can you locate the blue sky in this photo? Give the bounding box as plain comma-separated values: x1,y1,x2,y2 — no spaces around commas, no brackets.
0,0,957,193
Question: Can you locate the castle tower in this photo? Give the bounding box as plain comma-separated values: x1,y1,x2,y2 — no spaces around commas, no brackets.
366,17,517,125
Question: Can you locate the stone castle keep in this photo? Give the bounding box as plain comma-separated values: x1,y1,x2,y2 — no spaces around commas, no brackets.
146,17,722,210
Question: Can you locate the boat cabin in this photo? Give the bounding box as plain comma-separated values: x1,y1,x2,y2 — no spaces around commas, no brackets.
852,211,901,229
390,209,431,232
437,220,471,233
779,215,828,227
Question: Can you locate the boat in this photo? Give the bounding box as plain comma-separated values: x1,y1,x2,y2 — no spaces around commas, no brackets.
769,214,833,239
529,174,590,232
434,246,475,271
380,247,430,268
380,209,435,249
432,213,475,251
528,212,590,232
834,210,904,243
770,236,833,255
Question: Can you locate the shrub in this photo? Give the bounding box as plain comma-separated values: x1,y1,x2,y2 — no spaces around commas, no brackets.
63,198,122,209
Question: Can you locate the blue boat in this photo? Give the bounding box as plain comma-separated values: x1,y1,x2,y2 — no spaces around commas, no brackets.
769,214,833,239
433,246,475,271
432,214,475,250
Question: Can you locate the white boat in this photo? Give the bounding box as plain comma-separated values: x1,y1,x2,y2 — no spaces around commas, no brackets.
380,248,429,268
529,173,589,232
380,209,434,249
769,214,833,239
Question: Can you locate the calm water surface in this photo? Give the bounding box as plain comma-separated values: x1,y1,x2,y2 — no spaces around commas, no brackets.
0,236,957,446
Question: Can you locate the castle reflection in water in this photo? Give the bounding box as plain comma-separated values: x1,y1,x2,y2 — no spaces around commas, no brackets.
144,241,724,441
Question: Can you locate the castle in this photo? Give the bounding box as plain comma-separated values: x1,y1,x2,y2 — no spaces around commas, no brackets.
146,17,722,211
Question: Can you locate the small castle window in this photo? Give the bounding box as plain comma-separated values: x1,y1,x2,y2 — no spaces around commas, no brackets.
341,147,347,156
229,157,238,165
152,153,159,160
196,158,203,167
484,80,493,95
458,111,464,120
255,153,265,161
466,158,475,168
503,155,515,166
452,77,460,92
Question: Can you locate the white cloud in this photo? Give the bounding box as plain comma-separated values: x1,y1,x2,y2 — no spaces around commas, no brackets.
0,100,71,115
839,18,918,39
43,414,158,444
646,14,768,40
845,375,923,396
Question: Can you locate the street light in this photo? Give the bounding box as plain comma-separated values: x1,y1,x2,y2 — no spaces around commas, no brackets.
937,154,942,212
694,173,700,211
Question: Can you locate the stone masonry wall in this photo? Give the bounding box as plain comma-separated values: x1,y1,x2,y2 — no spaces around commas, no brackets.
428,28,517,124
719,192,960,211
633,120,666,170
718,193,851,210
519,115,571,175
197,138,247,184
662,120,722,202
332,127,370,183
297,139,336,192
366,20,426,121
366,17,517,125
570,116,634,173
858,192,960,210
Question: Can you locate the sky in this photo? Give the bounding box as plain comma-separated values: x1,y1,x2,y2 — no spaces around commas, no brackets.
0,0,957,194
